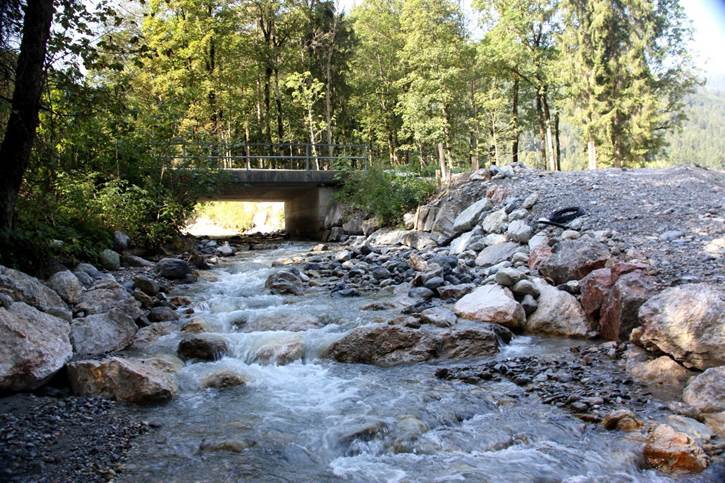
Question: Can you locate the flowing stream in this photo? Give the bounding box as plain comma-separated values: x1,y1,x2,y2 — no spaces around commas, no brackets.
118,243,690,482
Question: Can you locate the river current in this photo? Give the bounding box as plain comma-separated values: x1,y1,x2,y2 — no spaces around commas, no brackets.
117,243,694,482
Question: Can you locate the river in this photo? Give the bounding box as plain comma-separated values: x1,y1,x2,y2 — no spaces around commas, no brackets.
117,243,692,482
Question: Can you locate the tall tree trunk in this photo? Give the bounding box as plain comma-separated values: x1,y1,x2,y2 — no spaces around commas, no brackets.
437,142,448,183
535,93,546,169
274,67,284,142
554,111,561,171
611,111,623,168
264,65,273,147
511,77,519,164
0,0,54,229
587,135,597,170
541,91,556,171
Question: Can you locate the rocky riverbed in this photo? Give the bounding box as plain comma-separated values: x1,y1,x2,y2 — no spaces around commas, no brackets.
1,165,723,481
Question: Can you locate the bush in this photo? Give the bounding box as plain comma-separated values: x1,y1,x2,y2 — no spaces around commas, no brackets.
336,167,435,224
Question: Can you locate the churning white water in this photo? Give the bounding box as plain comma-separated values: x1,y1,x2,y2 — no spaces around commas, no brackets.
118,244,699,482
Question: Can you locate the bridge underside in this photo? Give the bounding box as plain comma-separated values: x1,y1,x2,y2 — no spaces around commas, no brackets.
205,169,340,239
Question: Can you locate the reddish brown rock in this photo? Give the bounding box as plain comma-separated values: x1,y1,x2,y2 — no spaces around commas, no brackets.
580,268,613,320
528,245,553,271
643,424,709,473
610,261,649,283
599,270,656,341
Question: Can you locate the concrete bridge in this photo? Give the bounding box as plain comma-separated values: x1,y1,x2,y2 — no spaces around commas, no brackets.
157,141,367,239
209,169,342,239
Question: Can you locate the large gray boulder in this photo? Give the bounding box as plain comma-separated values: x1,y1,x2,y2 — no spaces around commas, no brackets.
322,324,508,367
67,357,178,404
99,249,121,270
632,284,724,370
46,270,83,305
75,280,143,320
537,238,610,284
156,257,192,279
481,209,508,233
0,265,70,320
0,302,72,391
70,309,138,356
525,278,590,337
449,231,475,255
452,198,492,233
453,284,525,331
265,269,304,295
475,241,520,267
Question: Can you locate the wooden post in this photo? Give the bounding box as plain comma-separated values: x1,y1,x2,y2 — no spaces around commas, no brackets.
305,143,310,170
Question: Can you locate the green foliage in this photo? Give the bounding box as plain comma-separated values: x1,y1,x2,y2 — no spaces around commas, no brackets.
336,167,435,224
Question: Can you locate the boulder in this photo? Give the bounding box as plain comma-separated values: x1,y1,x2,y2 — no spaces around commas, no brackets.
216,243,235,257
435,325,511,359
494,268,525,287
177,334,230,361
323,324,508,367
633,284,724,370
431,199,469,239
453,284,525,331
131,322,176,350
70,309,137,356
133,274,160,296
624,347,692,390
506,220,533,243
401,231,439,250
99,249,121,271
362,217,383,236
475,242,520,267
323,326,436,367
200,370,247,389
449,231,475,255
148,306,178,322
419,307,457,327
75,280,143,320
156,258,192,279
265,269,304,295
121,254,155,268
525,278,589,337
0,302,72,392
342,211,366,235
580,268,614,320
0,265,70,319
414,205,438,232
602,409,643,432
113,231,131,251
67,357,177,404
46,270,83,305
599,270,656,341
481,209,508,233
537,238,611,284
682,367,725,414
253,341,305,365
643,424,708,473
437,283,475,300
452,198,492,233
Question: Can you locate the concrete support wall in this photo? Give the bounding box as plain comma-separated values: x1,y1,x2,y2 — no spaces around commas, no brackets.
283,187,335,239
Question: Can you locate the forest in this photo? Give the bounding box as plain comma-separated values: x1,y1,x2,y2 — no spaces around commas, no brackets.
0,0,716,267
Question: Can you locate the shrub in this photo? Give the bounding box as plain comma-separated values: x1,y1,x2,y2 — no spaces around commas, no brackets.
336,167,435,224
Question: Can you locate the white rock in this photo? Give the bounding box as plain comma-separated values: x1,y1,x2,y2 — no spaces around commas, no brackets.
525,278,590,337
454,284,525,331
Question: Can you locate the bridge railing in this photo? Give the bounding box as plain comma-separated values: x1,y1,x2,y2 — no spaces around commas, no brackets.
148,141,369,170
